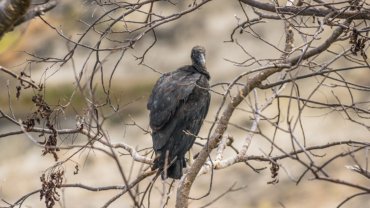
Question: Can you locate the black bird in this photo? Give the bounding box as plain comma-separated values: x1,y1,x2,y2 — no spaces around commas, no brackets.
147,46,210,179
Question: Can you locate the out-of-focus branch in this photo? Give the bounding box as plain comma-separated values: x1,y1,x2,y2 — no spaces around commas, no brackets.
346,165,370,179
0,66,40,90
240,0,370,20
13,0,58,27
0,0,30,38
1,117,153,164
0,0,57,38
79,128,153,165
7,170,156,208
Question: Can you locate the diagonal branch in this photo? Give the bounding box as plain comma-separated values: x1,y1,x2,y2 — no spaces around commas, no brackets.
176,18,349,208
0,66,40,90
13,0,58,27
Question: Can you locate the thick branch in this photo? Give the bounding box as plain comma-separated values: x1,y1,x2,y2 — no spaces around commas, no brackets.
176,63,288,208
13,0,58,27
288,21,348,65
240,0,370,20
176,18,348,208
0,0,30,38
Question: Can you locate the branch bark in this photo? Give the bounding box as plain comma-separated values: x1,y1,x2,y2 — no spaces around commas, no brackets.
240,0,370,20
0,0,57,39
175,18,349,208
13,0,58,27
0,0,30,38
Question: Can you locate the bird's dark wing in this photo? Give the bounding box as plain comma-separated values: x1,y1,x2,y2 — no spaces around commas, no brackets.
147,68,201,131
176,81,210,152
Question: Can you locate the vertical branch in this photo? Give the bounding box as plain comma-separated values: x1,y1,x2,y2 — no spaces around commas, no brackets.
237,89,260,157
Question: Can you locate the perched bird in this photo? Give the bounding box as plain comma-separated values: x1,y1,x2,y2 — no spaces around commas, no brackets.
147,46,210,179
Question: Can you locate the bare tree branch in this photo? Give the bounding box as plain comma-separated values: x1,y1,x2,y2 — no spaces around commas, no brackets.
240,0,370,20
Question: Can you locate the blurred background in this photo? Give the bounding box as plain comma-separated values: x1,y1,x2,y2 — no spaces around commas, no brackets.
0,0,369,207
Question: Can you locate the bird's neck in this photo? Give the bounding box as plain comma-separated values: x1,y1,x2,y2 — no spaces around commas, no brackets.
192,64,210,80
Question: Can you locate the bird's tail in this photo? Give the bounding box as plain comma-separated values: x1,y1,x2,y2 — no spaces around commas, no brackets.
166,159,183,179
152,152,184,180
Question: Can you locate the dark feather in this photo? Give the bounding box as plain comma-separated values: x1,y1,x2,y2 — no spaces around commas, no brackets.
148,48,210,179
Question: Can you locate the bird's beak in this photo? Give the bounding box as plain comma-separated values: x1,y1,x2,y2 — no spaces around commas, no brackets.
200,54,206,67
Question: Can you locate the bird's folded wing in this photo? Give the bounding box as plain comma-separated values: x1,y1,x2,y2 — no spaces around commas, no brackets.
147,69,200,130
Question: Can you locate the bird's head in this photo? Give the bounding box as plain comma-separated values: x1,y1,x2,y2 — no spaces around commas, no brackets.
191,46,206,70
